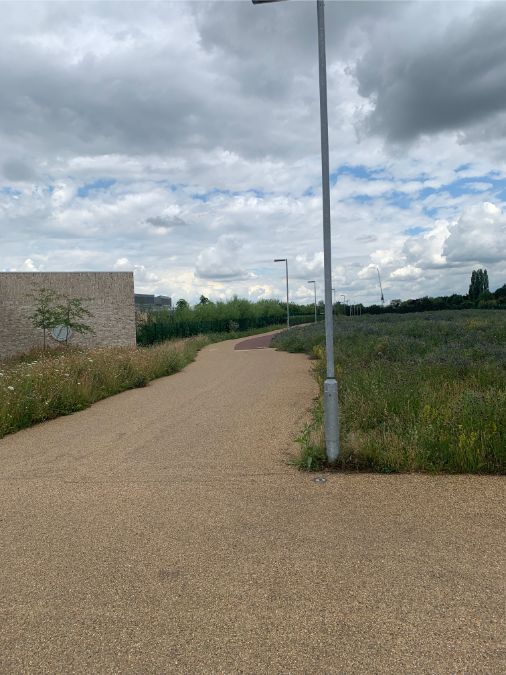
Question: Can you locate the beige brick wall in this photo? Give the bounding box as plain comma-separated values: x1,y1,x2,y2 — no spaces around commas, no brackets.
0,272,136,360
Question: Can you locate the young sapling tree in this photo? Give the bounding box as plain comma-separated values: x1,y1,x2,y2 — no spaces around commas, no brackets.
56,296,95,344
28,288,61,350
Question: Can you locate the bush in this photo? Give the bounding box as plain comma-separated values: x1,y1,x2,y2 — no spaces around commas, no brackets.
136,297,316,345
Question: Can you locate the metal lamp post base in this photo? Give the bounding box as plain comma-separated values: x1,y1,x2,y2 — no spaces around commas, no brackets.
324,377,339,463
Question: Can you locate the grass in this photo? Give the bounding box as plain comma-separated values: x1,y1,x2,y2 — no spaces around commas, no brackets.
0,324,282,439
0,337,210,438
273,310,506,474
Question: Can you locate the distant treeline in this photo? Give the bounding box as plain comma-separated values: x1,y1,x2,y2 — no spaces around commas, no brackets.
359,272,506,316
137,297,314,345
137,270,506,345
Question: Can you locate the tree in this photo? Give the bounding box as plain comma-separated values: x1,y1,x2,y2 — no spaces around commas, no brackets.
175,298,189,311
494,283,506,300
198,295,210,305
469,270,476,299
469,268,489,301
28,288,61,350
55,296,94,345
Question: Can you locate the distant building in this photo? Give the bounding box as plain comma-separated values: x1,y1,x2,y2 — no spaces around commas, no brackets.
134,294,172,312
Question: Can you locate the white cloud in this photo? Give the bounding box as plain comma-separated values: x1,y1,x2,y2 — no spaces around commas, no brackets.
403,220,450,268
292,252,324,279
195,235,251,281
444,202,506,264
113,257,131,270
0,1,505,305
20,258,40,272
358,264,379,280
390,265,423,281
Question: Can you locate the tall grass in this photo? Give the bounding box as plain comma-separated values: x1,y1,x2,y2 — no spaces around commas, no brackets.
273,310,506,474
0,337,208,438
0,324,285,439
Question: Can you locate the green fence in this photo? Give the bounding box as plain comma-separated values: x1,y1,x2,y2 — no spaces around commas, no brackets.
137,314,316,346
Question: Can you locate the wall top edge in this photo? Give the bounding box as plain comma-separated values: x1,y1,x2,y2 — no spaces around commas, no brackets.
0,271,134,276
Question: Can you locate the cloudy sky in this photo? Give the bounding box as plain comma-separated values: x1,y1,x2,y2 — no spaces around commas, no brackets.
1,0,506,305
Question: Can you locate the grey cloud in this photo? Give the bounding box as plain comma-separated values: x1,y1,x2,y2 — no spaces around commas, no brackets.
146,215,187,228
0,1,400,164
3,158,38,182
356,2,506,142
355,234,377,243
196,1,399,65
196,269,251,281
0,47,206,157
0,9,293,161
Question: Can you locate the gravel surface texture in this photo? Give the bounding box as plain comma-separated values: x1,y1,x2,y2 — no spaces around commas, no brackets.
0,333,504,674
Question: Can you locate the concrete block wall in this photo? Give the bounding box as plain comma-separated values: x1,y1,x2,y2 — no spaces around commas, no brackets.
0,272,136,360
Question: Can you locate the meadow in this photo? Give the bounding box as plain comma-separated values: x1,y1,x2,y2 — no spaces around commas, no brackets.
272,310,506,473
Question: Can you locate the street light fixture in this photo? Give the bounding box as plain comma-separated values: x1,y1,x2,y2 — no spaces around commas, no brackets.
307,280,317,323
253,0,339,463
274,258,290,329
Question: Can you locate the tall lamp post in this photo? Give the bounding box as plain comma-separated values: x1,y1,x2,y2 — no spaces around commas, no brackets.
253,0,339,463
274,258,290,329
307,280,317,323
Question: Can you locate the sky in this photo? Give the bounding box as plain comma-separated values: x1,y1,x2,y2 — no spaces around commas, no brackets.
1,0,506,306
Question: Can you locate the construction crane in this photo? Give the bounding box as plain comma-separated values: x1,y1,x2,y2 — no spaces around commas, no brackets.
377,267,385,306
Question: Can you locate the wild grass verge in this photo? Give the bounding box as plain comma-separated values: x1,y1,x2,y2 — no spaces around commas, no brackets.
0,325,284,439
0,337,210,439
273,310,506,474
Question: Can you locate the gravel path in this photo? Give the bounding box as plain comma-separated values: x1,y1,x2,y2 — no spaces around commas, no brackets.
0,333,504,673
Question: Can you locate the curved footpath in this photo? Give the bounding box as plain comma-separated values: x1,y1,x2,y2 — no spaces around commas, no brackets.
0,333,504,673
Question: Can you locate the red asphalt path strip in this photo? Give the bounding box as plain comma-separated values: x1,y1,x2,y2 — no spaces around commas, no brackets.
234,333,274,350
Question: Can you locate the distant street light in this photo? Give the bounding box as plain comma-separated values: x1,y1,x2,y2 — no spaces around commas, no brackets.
307,280,317,323
253,0,339,463
274,258,290,329
377,267,385,306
